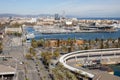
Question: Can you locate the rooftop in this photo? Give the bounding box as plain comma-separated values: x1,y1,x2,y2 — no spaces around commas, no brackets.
0,65,16,75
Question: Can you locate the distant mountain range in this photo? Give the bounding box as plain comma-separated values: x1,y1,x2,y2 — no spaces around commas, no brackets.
0,13,54,17
0,13,82,18
0,13,120,20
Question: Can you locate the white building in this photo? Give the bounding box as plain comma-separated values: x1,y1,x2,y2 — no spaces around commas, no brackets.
27,18,37,23
5,27,22,33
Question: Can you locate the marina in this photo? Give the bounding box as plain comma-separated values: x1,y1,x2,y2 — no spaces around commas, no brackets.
25,26,120,40
24,26,120,77
1,0,120,80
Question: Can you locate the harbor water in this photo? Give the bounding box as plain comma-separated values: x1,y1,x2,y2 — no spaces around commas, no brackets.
110,64,120,77
25,27,120,77
25,27,120,40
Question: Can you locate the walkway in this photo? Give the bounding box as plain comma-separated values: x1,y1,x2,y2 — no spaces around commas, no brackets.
59,48,120,79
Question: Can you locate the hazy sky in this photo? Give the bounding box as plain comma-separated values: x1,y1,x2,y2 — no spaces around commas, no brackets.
0,0,120,17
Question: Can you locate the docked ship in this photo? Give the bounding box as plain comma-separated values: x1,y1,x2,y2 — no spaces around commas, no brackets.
80,25,117,32
112,23,120,29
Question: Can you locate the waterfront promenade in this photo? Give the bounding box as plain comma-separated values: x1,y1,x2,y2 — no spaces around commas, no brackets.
59,48,120,80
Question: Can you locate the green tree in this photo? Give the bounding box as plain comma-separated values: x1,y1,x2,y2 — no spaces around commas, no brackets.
0,42,2,54
52,64,78,80
53,50,60,59
88,40,91,46
14,32,22,37
25,53,32,59
105,40,109,48
95,38,99,43
41,52,52,66
100,39,104,49
67,38,71,46
57,39,60,47
65,70,78,80
11,22,22,28
29,47,34,54
29,47,36,57
88,40,93,49
37,39,44,47
61,46,68,53
31,39,38,48
118,37,120,44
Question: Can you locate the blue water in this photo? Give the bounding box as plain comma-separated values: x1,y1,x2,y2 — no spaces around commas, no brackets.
110,65,120,77
25,27,120,77
78,17,120,20
25,27,120,40
25,27,35,33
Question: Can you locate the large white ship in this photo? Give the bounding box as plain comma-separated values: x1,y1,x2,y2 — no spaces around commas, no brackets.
112,23,120,29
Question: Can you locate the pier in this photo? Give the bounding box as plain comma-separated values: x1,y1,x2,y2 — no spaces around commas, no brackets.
59,48,120,80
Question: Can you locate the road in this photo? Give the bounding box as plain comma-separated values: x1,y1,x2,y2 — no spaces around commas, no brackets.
0,27,55,80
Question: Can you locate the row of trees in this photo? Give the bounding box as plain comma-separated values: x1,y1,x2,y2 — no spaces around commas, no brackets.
31,39,44,48
41,49,60,68
30,38,77,53
0,22,22,28
52,64,78,80
83,38,120,50
31,38,76,47
10,22,22,28
31,38,120,56
27,38,120,80
7,32,22,37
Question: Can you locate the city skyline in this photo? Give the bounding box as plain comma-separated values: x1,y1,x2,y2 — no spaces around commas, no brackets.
0,0,120,17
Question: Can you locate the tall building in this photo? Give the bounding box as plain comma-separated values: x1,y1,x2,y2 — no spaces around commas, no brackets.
54,14,60,20
62,10,66,19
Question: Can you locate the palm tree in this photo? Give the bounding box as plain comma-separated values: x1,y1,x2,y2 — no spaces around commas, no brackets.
116,38,120,48
70,40,74,51
99,39,104,49
67,38,71,46
61,46,68,53
25,53,32,59
95,38,99,43
52,65,65,80
37,39,44,47
88,39,93,49
84,45,89,50
29,47,36,57
57,39,60,47
0,42,2,54
41,52,52,67
53,49,60,59
118,37,120,44
29,47,34,54
31,39,38,48
105,40,109,48
45,40,50,47
25,78,29,80
88,40,91,46
65,70,78,80
52,64,78,80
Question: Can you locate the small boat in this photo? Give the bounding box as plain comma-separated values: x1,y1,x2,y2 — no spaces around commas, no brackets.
26,33,35,39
